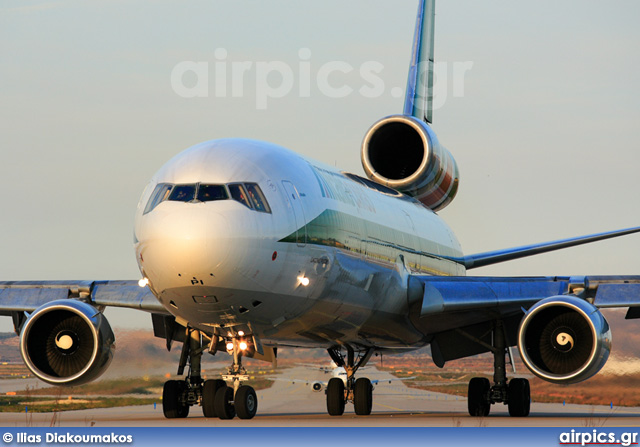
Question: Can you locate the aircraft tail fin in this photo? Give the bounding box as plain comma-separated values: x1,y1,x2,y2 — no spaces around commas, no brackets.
403,0,435,124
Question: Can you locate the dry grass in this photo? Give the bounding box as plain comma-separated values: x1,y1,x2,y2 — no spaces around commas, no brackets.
0,395,157,413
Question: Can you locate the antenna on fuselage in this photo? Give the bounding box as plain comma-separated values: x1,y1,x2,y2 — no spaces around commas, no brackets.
403,0,435,124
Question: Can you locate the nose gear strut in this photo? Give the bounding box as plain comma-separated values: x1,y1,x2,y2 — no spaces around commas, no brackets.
161,327,258,420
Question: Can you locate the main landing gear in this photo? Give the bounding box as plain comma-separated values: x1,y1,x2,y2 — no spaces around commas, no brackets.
162,328,258,420
325,346,375,416
466,320,530,417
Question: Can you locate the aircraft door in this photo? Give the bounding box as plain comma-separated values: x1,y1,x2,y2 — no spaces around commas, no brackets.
282,180,307,247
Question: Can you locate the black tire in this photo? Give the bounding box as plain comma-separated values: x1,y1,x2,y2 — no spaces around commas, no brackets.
354,378,373,416
468,377,491,417
214,385,236,420
508,378,531,417
235,385,258,419
326,378,345,416
202,379,226,418
163,380,189,419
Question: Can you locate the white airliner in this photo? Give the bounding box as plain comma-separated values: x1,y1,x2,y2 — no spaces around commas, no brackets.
2,0,640,420
279,365,408,393
279,365,352,393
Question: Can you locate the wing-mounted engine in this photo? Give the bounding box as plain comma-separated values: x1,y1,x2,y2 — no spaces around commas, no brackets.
19,300,115,386
518,296,611,384
361,115,459,211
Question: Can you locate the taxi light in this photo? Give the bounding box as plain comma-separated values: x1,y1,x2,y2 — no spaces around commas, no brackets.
239,342,248,351
226,342,234,351
298,276,310,287
138,277,149,287
238,331,245,336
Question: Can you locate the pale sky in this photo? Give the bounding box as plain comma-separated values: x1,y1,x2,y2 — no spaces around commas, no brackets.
1,0,640,330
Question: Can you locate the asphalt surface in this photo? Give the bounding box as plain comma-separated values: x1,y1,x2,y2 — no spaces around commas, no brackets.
2,367,639,427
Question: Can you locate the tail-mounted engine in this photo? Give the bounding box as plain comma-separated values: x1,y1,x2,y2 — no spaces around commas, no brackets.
20,300,115,386
518,296,611,384
361,115,459,211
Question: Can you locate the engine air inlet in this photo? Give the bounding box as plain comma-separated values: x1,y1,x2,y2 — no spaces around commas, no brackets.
361,115,459,211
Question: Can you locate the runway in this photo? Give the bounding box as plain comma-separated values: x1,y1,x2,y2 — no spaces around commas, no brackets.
2,367,639,427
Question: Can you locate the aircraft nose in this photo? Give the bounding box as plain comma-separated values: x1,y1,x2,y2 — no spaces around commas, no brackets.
139,207,230,288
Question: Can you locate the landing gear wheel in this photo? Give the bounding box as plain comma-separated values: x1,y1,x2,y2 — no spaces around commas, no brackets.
508,378,531,417
202,379,226,418
235,385,258,419
354,378,373,415
163,380,189,419
468,377,491,417
326,377,345,416
214,386,236,420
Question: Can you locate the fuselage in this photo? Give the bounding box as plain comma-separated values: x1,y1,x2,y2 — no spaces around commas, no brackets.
133,138,465,350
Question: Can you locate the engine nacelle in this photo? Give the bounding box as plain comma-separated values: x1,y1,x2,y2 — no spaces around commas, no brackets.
361,115,459,211
20,300,115,386
518,296,611,384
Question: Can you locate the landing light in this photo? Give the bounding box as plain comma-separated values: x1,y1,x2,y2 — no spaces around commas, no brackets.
239,342,248,351
298,276,310,287
238,331,245,336
138,278,149,288
226,342,234,351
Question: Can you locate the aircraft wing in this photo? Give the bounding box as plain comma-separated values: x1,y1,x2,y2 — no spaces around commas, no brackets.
0,280,167,330
451,226,640,269
410,274,640,367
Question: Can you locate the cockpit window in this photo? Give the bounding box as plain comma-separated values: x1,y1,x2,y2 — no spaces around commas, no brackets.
168,184,196,202
144,183,173,214
142,181,271,214
245,183,271,213
228,184,252,209
198,184,228,202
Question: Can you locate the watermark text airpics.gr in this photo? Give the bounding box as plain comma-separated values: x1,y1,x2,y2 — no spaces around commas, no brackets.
170,48,473,110
559,429,638,447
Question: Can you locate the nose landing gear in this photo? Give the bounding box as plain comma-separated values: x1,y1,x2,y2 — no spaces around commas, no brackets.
210,336,257,420
161,328,258,420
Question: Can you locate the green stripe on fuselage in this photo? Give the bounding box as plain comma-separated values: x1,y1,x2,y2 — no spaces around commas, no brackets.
278,209,461,275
